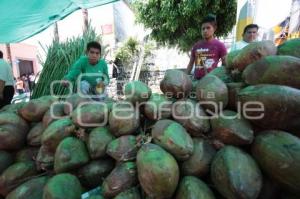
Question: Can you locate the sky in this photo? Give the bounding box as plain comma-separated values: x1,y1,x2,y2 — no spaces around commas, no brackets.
252,0,292,29
23,0,295,50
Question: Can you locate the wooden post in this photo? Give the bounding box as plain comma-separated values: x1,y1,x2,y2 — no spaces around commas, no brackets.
5,44,12,64
54,22,59,42
82,8,89,33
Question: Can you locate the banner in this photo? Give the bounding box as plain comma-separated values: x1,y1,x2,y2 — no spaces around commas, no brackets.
236,0,256,41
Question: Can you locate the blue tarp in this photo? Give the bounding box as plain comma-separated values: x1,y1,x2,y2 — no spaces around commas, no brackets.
0,0,119,43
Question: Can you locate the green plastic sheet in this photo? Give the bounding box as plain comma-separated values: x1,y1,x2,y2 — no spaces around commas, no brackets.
0,0,119,43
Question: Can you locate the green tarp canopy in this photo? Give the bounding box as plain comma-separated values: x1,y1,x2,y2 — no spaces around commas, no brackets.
0,0,119,43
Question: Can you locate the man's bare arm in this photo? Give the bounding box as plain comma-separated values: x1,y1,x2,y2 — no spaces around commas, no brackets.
221,56,227,66
0,80,5,99
186,56,195,75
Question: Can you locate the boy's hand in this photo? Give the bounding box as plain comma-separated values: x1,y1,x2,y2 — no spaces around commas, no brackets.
97,81,105,87
95,81,105,94
61,80,70,87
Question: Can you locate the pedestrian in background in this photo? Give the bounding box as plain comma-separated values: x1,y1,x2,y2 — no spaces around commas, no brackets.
230,24,259,51
0,50,15,108
16,77,24,94
29,73,35,91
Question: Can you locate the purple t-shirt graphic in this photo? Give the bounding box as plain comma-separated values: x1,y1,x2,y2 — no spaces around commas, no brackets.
191,39,227,79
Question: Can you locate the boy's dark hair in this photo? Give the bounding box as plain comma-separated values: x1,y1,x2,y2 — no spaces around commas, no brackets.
243,24,259,34
202,14,217,27
0,50,3,59
87,41,101,53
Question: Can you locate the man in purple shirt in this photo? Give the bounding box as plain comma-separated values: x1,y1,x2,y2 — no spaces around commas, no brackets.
186,14,227,79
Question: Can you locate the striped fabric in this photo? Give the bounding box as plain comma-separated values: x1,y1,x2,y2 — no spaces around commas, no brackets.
273,0,300,45
273,17,290,46
288,0,300,38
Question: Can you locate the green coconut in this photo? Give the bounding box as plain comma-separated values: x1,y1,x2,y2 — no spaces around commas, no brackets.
196,74,228,113
143,93,173,120
54,137,89,173
226,82,245,111
15,147,39,162
18,95,56,122
102,162,138,198
238,85,300,131
151,119,194,160
137,143,179,199
41,118,75,153
106,135,137,162
231,40,277,72
0,112,29,150
243,55,300,89
175,176,215,199
0,161,38,196
43,173,82,199
225,50,241,70
77,159,114,189
172,99,210,137
210,110,254,145
209,66,233,83
42,102,65,128
87,127,115,159
124,81,152,104
277,38,300,58
181,138,216,177
0,151,13,174
27,122,44,146
252,131,300,195
160,69,192,99
109,102,140,137
113,187,141,199
211,146,262,199
36,145,54,171
71,103,109,128
6,176,48,199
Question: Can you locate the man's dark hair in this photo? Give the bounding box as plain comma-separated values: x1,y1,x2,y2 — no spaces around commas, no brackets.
243,24,259,35
202,14,217,27
87,41,101,53
0,51,3,59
